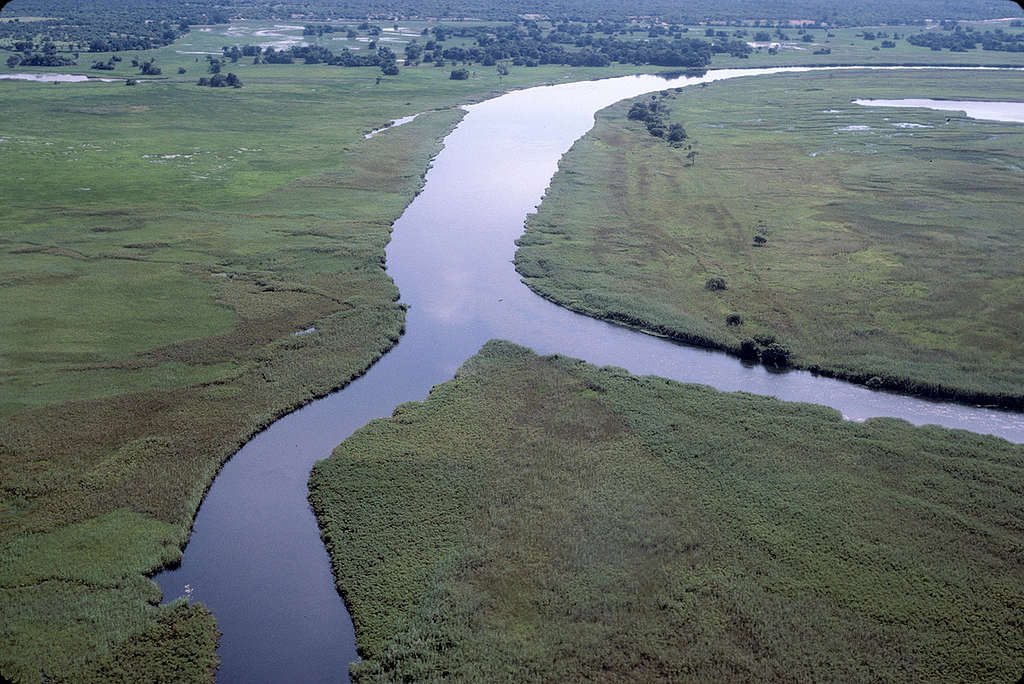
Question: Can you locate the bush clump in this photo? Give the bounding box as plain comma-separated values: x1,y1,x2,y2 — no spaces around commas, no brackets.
705,277,727,291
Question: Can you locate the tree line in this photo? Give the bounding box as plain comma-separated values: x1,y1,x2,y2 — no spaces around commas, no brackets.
2,0,1017,56
906,25,1024,53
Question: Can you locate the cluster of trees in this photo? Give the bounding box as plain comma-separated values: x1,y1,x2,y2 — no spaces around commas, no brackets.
409,23,716,67
627,94,688,144
3,39,78,67
90,54,121,70
907,26,1024,52
0,0,220,53
302,24,337,36
196,72,242,87
137,59,162,75
223,43,399,73
220,34,713,73
6,50,74,67
739,334,791,367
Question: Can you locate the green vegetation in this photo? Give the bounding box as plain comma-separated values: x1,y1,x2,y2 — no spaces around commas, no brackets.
310,339,1024,681
0,25,665,679
2,0,1018,27
3,3,1023,679
517,69,1024,407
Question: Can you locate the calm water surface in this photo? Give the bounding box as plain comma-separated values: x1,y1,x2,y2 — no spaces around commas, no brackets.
156,67,1024,683
854,97,1024,122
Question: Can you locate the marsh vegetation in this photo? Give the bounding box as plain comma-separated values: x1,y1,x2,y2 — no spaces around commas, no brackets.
0,28,650,679
310,340,1024,681
2,0,1023,679
517,69,1024,407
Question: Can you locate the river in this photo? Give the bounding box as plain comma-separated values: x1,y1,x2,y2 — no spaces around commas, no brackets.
155,67,1023,682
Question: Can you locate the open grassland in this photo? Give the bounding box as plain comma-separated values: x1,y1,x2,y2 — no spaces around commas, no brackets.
310,340,1024,681
517,69,1024,407
0,27,664,679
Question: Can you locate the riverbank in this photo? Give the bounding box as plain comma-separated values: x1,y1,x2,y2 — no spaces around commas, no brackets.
310,339,1024,681
0,46,658,679
516,68,1024,409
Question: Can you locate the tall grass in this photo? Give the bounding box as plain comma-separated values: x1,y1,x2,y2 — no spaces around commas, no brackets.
516,69,1024,407
310,339,1024,681
0,35,657,679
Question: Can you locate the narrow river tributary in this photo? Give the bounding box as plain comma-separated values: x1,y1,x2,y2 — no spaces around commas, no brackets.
156,67,1024,682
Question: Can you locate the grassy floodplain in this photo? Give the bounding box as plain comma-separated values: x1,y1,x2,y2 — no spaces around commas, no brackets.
310,339,1024,681
707,22,1024,69
517,68,1024,406
0,22,675,679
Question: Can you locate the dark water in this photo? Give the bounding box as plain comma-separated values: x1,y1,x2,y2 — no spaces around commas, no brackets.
156,68,1023,683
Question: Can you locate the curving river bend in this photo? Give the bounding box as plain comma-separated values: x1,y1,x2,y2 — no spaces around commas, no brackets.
156,67,1024,682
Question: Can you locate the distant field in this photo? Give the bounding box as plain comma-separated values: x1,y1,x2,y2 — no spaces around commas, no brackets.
517,68,1024,406
711,22,1024,68
0,27,659,680
310,340,1024,681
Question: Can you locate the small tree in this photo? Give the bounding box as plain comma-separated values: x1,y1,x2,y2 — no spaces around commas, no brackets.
739,339,760,360
705,277,727,291
761,343,791,367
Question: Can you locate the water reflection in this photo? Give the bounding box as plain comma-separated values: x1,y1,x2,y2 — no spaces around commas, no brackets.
157,67,1023,684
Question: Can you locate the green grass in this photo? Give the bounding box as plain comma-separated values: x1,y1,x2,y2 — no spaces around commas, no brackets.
516,68,1024,407
708,24,1024,68
0,25,681,681
310,339,1024,681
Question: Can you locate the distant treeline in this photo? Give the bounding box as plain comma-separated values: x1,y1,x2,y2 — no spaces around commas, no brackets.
219,22,744,71
0,0,226,52
226,39,715,70
1,0,1020,45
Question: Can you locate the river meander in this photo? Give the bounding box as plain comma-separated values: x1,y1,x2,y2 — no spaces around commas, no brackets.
155,66,1024,682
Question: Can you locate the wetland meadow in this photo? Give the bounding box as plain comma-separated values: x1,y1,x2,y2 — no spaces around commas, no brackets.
1,4,1023,681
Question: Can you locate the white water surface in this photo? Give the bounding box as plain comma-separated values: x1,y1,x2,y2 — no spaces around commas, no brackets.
854,97,1024,122
0,73,117,82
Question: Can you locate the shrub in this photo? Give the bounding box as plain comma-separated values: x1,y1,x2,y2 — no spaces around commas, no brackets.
739,339,760,360
762,343,792,367
705,277,727,291
449,68,469,80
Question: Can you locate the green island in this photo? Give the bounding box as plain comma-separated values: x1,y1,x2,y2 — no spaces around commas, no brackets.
517,68,1024,407
1,0,1023,679
310,339,1024,681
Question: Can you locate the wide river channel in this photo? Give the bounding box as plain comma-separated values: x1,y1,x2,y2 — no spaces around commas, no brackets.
156,67,1024,682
